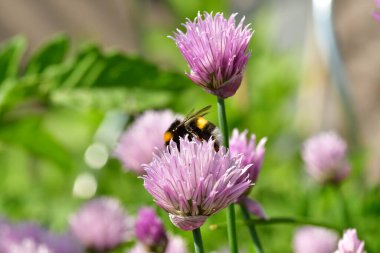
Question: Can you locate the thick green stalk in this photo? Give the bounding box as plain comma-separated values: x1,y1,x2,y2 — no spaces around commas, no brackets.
217,97,238,253
240,204,264,253
192,228,205,253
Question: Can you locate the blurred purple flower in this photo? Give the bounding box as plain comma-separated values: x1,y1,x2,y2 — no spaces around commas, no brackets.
164,235,187,253
302,131,350,184
45,233,83,253
129,235,187,253
135,207,168,252
143,137,252,230
374,0,380,21
0,220,44,253
170,12,253,98
0,223,47,248
0,222,82,253
7,239,53,253
335,229,365,253
114,110,177,174
293,226,339,253
70,197,132,251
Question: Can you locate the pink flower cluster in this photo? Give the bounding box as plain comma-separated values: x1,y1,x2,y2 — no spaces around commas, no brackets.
302,131,350,184
171,12,253,98
130,207,187,253
335,229,365,253
294,227,365,253
69,197,132,251
143,137,252,230
114,110,177,174
229,128,267,185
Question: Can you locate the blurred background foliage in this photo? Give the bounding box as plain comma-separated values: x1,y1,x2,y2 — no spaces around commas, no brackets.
0,0,379,252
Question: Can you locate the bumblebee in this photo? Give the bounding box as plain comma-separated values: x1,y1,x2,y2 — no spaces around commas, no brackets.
164,105,220,151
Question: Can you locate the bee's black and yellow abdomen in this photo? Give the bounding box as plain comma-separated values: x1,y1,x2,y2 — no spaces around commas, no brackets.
163,107,219,152
195,117,209,130
190,117,219,151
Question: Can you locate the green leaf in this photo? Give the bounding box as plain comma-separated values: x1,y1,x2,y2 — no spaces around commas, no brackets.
88,51,191,90
0,79,19,113
0,77,42,115
0,36,26,83
50,87,173,112
0,117,74,170
55,44,192,91
25,34,69,75
60,43,102,88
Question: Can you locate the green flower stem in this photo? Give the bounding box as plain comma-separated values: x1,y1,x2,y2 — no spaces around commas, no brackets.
226,205,238,253
192,228,205,253
217,97,230,147
334,185,351,227
217,97,238,253
240,204,264,253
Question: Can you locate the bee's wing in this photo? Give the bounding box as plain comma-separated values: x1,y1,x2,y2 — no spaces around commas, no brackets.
182,105,211,125
186,108,195,119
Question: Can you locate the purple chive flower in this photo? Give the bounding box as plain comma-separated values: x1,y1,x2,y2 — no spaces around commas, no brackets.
302,131,351,184
114,110,177,174
293,226,339,253
135,207,168,252
229,129,267,184
229,129,267,218
374,0,380,21
171,12,253,98
335,229,365,253
143,137,252,231
70,197,132,251
129,235,188,253
133,207,188,253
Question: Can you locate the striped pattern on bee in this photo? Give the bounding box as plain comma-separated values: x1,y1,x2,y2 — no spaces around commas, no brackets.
164,105,220,151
